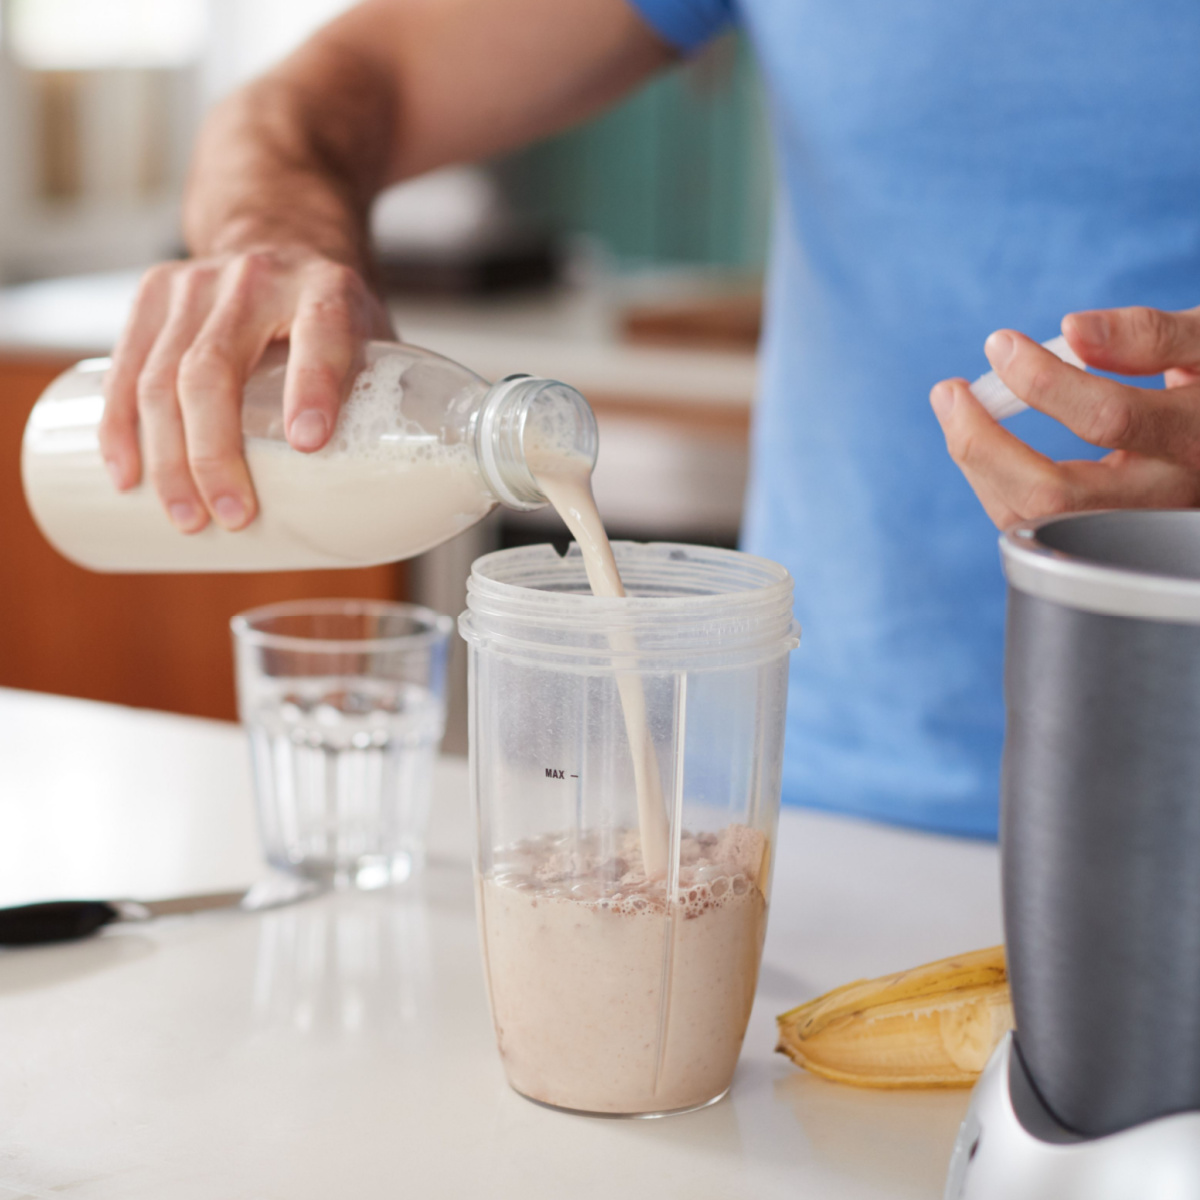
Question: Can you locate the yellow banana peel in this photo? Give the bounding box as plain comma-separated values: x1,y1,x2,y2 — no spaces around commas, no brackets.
776,945,1013,1088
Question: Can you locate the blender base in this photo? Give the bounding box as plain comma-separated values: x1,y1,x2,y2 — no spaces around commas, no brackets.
946,1033,1200,1200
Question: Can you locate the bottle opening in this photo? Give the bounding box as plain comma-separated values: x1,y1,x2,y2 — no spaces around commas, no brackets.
475,377,598,511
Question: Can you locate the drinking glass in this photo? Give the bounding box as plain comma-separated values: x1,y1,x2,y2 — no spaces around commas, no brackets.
232,599,452,889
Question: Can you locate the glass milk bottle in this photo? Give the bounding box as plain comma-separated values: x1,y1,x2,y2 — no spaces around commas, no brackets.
21,341,597,573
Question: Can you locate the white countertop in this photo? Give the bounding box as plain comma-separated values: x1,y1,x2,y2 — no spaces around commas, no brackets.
0,687,1001,1199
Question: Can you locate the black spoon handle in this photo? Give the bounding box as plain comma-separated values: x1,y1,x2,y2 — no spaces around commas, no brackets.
0,900,120,946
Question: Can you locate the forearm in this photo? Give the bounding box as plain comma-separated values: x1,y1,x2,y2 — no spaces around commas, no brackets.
183,37,395,271
183,0,672,270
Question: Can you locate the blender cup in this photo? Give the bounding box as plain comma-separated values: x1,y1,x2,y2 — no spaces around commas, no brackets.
459,542,799,1116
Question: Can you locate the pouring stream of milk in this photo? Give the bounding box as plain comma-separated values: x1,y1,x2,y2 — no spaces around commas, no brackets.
527,450,671,879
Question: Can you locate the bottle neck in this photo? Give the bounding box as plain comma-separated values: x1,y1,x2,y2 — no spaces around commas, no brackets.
474,376,599,511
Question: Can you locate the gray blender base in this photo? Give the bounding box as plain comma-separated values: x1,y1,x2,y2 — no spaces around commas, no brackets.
945,1034,1200,1200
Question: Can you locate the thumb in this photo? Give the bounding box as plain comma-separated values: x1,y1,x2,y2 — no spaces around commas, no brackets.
1062,305,1200,376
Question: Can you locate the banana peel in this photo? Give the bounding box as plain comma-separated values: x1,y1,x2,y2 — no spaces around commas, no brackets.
776,945,1013,1088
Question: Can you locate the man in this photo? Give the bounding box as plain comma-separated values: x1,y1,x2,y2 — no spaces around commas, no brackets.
100,0,1200,837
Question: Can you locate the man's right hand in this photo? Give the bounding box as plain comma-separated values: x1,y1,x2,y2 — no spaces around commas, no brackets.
98,247,392,533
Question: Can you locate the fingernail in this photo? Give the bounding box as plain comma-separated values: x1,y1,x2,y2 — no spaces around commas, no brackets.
985,331,1016,369
213,495,246,528
1070,312,1108,346
930,382,957,419
104,458,125,490
169,501,201,530
290,409,330,451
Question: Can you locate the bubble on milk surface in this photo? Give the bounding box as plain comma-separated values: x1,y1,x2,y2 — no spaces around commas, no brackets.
322,351,470,466
491,824,765,919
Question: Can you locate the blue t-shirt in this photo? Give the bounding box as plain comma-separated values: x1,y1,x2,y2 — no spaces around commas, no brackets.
627,0,1200,837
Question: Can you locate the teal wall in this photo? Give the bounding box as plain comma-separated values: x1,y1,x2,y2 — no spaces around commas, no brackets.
505,36,772,270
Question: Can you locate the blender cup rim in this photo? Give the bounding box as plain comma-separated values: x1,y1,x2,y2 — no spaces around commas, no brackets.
468,541,793,602
460,541,800,667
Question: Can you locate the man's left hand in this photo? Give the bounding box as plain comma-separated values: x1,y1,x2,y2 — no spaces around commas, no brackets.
930,305,1200,528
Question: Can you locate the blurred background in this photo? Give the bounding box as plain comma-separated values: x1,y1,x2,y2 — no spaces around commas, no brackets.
0,0,772,741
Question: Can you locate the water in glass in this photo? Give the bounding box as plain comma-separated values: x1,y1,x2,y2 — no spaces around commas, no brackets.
245,675,444,888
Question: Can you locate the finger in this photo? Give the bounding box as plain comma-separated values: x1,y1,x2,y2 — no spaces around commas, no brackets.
137,267,222,533
1062,305,1200,376
176,254,296,529
930,386,1022,529
1057,452,1200,510
282,263,378,452
931,378,1076,526
99,263,178,490
983,330,1200,466
962,471,1023,531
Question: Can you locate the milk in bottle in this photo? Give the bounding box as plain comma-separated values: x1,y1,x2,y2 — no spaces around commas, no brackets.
21,341,597,573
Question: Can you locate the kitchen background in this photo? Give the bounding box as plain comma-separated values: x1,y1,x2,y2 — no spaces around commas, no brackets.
0,0,771,740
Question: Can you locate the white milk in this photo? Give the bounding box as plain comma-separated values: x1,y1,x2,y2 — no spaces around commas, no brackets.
25,439,494,573
480,823,768,1113
22,357,499,573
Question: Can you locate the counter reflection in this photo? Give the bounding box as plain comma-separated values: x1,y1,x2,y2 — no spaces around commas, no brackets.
251,889,432,1039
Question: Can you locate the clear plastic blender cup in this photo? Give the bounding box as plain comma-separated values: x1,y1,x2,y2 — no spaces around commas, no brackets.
459,542,799,1116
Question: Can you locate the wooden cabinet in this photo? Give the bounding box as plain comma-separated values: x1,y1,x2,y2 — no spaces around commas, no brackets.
0,354,406,721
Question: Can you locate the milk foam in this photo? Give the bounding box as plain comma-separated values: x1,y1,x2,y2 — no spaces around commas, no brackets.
494,825,764,917
320,354,446,460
